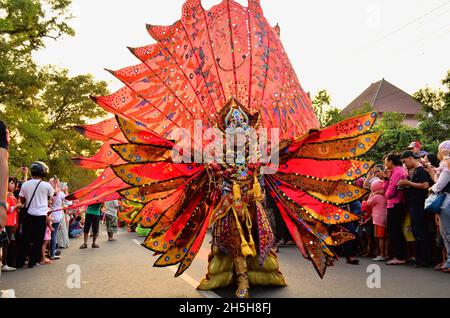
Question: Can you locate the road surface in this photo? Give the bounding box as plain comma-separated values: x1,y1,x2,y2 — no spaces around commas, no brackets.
1,225,449,298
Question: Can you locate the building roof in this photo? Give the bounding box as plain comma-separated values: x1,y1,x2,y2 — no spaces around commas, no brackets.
341,79,423,115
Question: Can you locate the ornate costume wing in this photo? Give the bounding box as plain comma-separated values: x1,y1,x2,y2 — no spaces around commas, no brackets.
266,112,381,277
71,0,379,279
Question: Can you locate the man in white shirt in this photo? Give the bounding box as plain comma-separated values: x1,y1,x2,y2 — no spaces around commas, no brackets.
17,162,54,268
104,200,120,241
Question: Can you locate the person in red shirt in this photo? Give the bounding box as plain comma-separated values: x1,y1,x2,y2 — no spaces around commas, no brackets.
2,177,23,271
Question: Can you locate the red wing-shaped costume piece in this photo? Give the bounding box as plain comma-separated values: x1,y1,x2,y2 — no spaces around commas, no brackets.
266,112,380,277
71,0,380,279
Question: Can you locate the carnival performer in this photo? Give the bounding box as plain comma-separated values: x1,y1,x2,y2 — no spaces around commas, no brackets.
68,0,380,298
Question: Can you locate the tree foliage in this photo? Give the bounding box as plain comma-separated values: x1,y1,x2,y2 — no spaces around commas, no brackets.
0,0,109,191
0,0,74,107
414,70,450,154
3,68,108,191
367,113,421,163
311,75,450,164
312,90,345,128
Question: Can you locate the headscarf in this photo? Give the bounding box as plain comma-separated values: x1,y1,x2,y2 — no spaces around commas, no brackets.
438,140,450,174
439,140,450,153
370,179,384,193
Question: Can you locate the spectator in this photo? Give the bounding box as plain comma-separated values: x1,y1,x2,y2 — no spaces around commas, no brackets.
384,153,408,265
14,166,29,198
430,141,450,273
0,121,8,278
69,216,83,238
418,150,429,159
425,153,440,169
104,199,120,241
2,177,22,271
435,217,447,271
80,203,102,249
403,210,416,264
407,141,421,156
57,182,70,249
16,161,54,268
0,121,9,229
48,177,65,260
363,164,385,190
342,200,362,265
367,179,388,261
358,200,374,257
398,151,433,267
40,214,54,265
423,154,440,179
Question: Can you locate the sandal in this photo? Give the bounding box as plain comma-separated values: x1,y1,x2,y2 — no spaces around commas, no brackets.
434,263,444,271
92,244,100,248
39,258,53,265
386,259,407,265
80,244,88,249
346,258,360,265
442,268,450,273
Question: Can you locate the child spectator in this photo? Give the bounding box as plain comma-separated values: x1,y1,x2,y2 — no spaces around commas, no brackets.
367,179,388,261
40,214,54,265
358,200,374,257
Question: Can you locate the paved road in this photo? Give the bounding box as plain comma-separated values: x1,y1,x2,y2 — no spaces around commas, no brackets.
1,225,449,298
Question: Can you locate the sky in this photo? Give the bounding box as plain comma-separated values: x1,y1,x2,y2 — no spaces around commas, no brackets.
33,0,450,109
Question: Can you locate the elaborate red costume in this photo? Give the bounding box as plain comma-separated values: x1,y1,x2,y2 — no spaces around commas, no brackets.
68,0,380,298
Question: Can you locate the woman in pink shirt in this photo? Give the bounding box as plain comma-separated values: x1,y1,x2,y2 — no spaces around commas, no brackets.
383,153,408,265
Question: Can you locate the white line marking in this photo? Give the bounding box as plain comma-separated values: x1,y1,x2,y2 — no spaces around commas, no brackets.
132,239,142,246
167,266,221,299
131,237,219,298
1,289,17,298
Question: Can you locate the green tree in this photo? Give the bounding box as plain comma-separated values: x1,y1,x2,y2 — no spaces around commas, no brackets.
312,90,345,127
1,0,110,191
4,68,108,190
347,102,375,118
41,68,108,190
414,71,450,154
0,0,74,107
367,112,421,163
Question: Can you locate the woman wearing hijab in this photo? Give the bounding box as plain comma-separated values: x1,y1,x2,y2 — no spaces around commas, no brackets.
430,141,450,272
